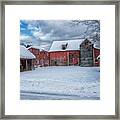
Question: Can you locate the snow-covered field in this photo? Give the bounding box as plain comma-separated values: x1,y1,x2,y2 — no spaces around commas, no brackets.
20,66,100,100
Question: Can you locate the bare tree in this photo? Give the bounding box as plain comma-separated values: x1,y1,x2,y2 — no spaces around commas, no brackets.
70,20,100,47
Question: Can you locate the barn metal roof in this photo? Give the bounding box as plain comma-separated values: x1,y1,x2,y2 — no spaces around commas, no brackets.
49,39,86,52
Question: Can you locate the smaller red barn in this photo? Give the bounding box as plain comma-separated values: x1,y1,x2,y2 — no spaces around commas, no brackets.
28,46,49,67
49,39,84,66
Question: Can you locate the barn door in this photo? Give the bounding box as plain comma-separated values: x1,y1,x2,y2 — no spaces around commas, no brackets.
69,53,79,66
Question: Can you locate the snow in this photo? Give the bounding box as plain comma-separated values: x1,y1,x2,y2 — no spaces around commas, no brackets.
20,66,100,100
28,45,49,51
20,45,36,59
49,39,85,52
94,44,100,49
97,55,100,59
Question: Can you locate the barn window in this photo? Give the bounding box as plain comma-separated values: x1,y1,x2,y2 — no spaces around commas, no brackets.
62,43,68,50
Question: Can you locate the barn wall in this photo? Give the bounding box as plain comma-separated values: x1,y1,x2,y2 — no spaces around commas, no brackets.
39,51,49,67
49,50,80,66
69,51,80,66
28,48,50,67
49,51,68,66
28,48,40,67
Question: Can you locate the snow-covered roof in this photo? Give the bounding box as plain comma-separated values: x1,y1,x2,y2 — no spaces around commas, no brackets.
28,45,49,51
94,44,100,49
28,46,40,50
49,39,85,52
20,45,36,59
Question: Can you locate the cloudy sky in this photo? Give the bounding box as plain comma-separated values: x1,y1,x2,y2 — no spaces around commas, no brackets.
20,20,100,49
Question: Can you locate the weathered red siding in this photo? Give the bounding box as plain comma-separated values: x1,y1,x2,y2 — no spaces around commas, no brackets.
39,51,49,67
28,48,40,67
49,50,80,66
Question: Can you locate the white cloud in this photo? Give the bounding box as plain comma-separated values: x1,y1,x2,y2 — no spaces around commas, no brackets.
20,35,32,41
33,31,44,38
32,29,55,41
39,30,54,40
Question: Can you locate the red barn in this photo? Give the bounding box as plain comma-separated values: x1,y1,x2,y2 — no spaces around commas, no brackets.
49,39,100,67
28,46,49,67
49,40,84,66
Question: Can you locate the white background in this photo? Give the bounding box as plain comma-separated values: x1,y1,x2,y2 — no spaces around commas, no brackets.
5,5,115,115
